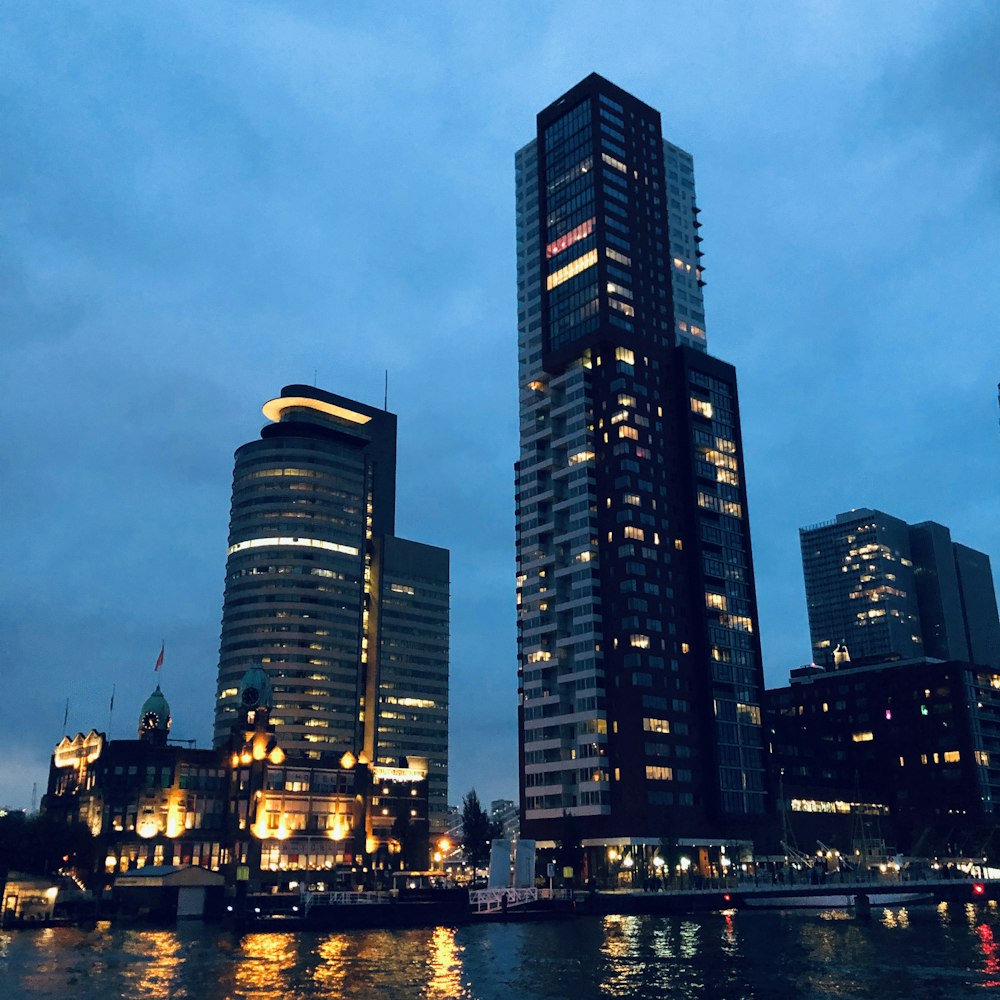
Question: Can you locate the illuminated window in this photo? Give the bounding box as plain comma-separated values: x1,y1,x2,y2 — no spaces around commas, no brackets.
606,247,632,266
547,248,598,289
546,217,596,260
227,537,359,557
630,634,650,649
690,398,713,419
645,765,673,780
609,298,635,317
618,425,638,440
852,731,874,742
615,347,634,365
624,494,641,506
737,703,761,725
390,584,415,595
643,718,670,733
601,152,627,172
568,450,595,465
943,750,960,763
624,526,644,541
705,593,727,611
607,282,633,300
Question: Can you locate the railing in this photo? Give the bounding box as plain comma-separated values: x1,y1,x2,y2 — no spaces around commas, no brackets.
469,887,540,913
302,890,392,914
468,887,573,913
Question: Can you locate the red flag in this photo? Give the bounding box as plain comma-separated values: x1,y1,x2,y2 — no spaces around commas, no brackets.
154,643,164,672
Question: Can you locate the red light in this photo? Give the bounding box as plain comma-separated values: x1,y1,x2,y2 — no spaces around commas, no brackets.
974,883,986,896
723,894,731,902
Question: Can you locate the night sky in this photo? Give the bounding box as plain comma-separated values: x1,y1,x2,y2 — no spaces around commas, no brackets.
3,3,998,811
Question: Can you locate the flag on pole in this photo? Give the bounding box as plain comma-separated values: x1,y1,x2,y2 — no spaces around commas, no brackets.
109,685,115,712
63,698,69,731
154,642,164,672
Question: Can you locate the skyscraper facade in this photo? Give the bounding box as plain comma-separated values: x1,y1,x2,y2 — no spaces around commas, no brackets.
214,386,450,825
515,75,769,851
800,508,1000,670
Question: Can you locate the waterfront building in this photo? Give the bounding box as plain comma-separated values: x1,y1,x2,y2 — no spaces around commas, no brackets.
514,74,769,863
44,675,430,891
765,656,1000,858
45,688,226,884
800,510,1000,670
213,385,450,826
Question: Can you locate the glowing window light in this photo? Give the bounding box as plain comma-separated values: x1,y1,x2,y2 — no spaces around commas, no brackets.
547,248,598,290
227,537,359,557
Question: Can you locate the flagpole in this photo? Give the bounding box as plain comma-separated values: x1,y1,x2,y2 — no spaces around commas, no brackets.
107,684,116,738
62,697,69,734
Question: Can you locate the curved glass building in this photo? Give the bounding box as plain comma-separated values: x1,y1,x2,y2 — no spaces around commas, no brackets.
214,385,450,824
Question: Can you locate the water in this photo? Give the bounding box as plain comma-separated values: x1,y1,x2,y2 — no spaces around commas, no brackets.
3,902,999,999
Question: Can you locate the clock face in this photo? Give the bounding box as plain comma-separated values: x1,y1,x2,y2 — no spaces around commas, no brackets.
241,686,260,707
141,711,159,730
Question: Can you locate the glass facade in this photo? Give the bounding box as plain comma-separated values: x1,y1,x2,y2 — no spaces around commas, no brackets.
516,75,768,844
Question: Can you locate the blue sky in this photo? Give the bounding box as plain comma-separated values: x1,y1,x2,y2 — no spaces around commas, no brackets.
2,1,998,810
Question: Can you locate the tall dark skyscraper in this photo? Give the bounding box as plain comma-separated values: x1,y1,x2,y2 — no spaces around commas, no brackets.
214,386,450,825
801,508,1000,670
515,75,769,852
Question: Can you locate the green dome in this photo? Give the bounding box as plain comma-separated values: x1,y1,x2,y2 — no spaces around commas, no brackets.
139,685,171,734
238,666,273,711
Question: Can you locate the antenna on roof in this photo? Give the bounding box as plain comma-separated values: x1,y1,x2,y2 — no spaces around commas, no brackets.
384,369,388,411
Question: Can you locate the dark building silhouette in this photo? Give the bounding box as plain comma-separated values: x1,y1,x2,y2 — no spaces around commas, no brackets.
515,74,769,863
765,657,1000,858
214,386,449,826
800,509,999,670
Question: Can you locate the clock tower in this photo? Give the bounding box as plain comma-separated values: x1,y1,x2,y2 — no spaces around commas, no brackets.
137,685,171,746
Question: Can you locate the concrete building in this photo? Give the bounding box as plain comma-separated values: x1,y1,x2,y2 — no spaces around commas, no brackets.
765,657,1000,858
514,74,769,864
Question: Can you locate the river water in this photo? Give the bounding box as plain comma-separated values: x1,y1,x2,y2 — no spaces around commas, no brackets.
3,901,1000,999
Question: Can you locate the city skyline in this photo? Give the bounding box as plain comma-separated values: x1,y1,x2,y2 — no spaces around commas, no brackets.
3,4,998,811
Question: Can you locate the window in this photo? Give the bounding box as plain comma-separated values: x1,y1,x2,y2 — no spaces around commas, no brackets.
643,718,670,734
645,765,673,780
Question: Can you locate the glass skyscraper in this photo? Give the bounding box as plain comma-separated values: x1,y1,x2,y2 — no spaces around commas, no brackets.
214,385,450,825
801,508,1000,671
515,75,769,851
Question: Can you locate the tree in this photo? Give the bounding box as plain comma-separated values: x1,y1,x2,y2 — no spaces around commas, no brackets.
460,789,500,869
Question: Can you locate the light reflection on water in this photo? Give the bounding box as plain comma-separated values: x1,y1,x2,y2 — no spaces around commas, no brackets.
5,905,1000,999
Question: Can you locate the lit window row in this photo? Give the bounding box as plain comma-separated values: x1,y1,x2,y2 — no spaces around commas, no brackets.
227,537,359,557
645,765,673,780
690,397,714,419
643,717,670,733
607,281,633,300
609,298,635,318
601,152,627,172
546,217,596,260
547,248,598,289
606,247,631,266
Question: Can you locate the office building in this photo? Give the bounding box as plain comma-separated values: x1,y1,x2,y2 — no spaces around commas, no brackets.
765,656,1000,858
214,386,450,826
800,509,1000,670
514,74,769,860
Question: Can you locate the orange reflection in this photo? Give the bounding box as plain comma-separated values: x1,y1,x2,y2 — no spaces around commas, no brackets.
124,930,182,999
235,932,299,996
426,925,464,1000
313,934,350,993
